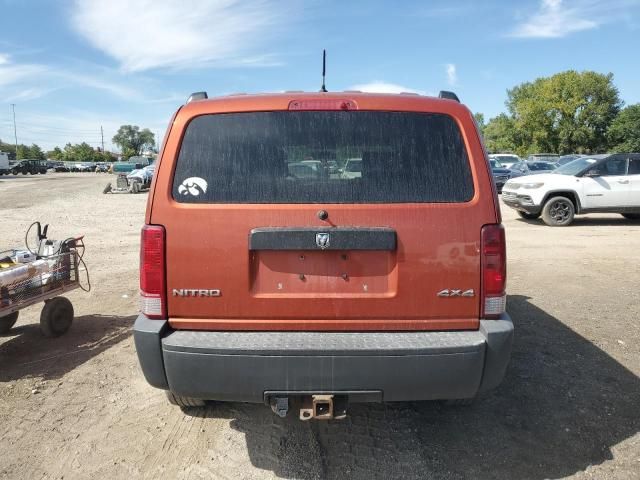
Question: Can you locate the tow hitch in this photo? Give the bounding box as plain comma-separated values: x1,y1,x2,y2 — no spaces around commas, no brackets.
268,394,348,420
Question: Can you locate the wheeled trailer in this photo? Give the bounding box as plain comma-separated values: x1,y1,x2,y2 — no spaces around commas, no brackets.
0,236,86,337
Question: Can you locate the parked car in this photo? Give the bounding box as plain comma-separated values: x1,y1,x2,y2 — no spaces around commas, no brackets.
502,153,640,226
75,163,93,172
133,90,513,417
509,160,557,176
104,162,155,194
287,162,322,179
557,154,584,166
489,158,520,193
10,159,47,175
95,163,110,173
112,156,152,174
48,161,65,171
0,152,10,175
527,153,560,162
339,158,362,179
489,153,521,169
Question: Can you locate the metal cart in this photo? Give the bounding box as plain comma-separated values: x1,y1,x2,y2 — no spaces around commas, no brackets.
0,236,86,337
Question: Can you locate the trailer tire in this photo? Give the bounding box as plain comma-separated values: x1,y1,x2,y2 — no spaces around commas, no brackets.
0,312,19,334
103,183,112,194
40,297,74,337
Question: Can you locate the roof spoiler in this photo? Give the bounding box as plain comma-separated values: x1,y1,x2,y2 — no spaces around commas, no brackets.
186,91,208,103
438,91,460,102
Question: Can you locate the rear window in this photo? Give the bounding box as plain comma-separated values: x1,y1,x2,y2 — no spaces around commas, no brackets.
172,111,474,203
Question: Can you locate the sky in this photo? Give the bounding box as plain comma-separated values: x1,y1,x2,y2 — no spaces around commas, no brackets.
0,0,639,152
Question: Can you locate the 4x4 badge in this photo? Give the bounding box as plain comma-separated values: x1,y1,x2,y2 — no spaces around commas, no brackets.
437,289,475,297
316,233,330,249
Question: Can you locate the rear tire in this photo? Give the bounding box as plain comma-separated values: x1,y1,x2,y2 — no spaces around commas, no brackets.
165,391,206,408
542,196,575,226
0,312,19,334
40,297,74,337
443,398,474,406
517,211,540,220
621,213,640,221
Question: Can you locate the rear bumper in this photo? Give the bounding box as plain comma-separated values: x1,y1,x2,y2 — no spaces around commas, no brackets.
133,314,513,403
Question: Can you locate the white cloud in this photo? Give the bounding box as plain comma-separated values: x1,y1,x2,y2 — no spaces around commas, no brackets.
70,0,292,72
2,87,58,103
446,64,457,86
349,81,427,95
0,54,144,102
0,63,48,88
56,71,139,99
510,0,599,38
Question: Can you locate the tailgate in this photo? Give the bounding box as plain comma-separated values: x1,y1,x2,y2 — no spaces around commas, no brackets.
151,107,497,331
161,203,489,331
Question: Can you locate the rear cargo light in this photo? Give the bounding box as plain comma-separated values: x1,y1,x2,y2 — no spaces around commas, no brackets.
288,99,358,111
481,224,506,319
140,225,166,319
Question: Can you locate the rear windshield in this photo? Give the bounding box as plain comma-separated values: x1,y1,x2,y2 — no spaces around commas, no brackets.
172,111,474,203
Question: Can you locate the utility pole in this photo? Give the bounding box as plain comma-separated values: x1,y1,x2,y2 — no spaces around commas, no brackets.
11,104,18,156
100,126,105,153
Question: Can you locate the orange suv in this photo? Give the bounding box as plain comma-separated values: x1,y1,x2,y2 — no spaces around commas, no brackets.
134,91,513,419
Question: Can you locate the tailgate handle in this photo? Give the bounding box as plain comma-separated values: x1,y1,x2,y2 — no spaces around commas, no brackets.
249,227,396,251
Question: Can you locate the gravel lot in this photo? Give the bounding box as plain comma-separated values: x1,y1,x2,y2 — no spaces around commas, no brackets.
0,173,638,480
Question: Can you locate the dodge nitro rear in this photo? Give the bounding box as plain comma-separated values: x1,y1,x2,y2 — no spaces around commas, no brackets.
134,90,513,419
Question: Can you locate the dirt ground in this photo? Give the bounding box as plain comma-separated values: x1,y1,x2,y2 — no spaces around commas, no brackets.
0,173,638,480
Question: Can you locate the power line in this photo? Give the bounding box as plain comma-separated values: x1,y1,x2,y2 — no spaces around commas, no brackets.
11,104,18,152
5,122,103,134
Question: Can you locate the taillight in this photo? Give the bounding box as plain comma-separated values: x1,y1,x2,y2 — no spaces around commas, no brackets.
481,224,506,319
288,99,358,110
140,225,166,319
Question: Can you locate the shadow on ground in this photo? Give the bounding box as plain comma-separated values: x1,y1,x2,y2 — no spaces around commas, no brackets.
183,295,639,480
516,216,640,227
0,314,134,382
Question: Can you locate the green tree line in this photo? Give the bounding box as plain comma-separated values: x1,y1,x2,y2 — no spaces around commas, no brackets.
477,70,640,156
1,124,156,162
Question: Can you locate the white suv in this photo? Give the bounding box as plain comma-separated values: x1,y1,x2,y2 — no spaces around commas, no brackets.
502,154,640,226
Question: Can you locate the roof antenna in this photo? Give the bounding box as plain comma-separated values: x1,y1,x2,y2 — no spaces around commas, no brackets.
320,49,328,92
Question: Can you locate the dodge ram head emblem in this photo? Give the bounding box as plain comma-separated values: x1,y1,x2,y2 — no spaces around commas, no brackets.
316,233,330,249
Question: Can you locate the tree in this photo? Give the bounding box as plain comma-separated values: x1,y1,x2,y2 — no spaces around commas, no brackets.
607,104,640,152
29,144,45,160
474,113,486,136
505,71,621,155
112,125,155,158
16,144,29,159
63,142,99,163
0,139,17,159
484,114,519,154
48,147,64,161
